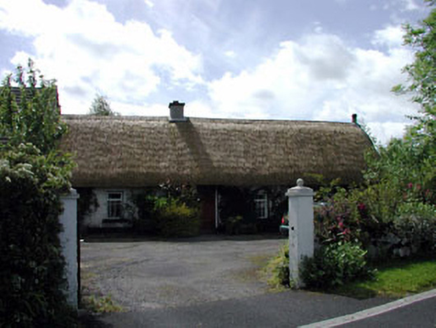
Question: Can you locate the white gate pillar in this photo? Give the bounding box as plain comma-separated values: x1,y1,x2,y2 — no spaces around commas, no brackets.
286,179,314,288
59,189,79,309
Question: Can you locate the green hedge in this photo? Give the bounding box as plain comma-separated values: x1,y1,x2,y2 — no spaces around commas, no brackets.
156,200,200,237
0,144,75,328
301,242,374,289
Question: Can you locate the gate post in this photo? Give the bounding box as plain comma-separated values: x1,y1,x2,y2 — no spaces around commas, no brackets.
286,179,314,288
59,189,80,309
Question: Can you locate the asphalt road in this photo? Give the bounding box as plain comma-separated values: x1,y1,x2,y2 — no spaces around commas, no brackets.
80,289,436,328
80,235,436,328
81,234,286,311
335,292,436,328
80,290,393,328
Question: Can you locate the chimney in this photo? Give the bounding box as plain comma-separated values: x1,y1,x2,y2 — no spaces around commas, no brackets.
351,113,358,124
169,101,187,122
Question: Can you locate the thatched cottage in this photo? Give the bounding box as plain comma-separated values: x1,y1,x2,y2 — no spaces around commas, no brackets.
60,101,374,232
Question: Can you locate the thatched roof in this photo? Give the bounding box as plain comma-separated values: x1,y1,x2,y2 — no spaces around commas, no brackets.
9,86,60,110
60,115,374,188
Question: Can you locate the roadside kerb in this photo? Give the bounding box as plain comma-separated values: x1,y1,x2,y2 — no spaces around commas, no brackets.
299,288,436,328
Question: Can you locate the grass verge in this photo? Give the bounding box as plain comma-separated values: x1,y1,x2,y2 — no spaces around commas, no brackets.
334,256,436,299
81,294,124,313
80,271,125,313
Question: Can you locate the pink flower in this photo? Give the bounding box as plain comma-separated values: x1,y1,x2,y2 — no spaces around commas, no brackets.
357,203,366,211
407,182,413,189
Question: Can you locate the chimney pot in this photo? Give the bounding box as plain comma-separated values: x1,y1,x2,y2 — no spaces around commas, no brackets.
352,113,357,124
169,101,187,122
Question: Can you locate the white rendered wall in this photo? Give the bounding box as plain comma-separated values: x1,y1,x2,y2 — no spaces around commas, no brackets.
59,189,79,309
83,188,136,228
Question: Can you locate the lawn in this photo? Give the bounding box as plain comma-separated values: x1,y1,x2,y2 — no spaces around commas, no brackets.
335,256,436,299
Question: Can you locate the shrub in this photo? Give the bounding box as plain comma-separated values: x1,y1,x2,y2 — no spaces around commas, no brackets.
266,243,290,289
132,183,200,235
76,187,99,236
389,202,436,256
0,144,75,328
313,180,436,258
301,242,374,289
156,199,200,237
225,215,243,234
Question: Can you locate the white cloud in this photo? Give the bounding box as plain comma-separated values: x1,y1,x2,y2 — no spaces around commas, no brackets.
144,0,154,8
401,0,419,11
0,0,203,113
372,25,404,48
0,0,422,144
367,121,411,144
207,28,417,144
224,50,236,58
313,22,323,34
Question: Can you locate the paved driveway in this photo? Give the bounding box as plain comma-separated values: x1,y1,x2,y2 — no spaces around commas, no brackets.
81,235,285,311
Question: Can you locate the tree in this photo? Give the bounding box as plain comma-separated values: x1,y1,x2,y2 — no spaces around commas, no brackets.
389,0,436,203
395,1,435,139
89,94,118,116
0,59,67,154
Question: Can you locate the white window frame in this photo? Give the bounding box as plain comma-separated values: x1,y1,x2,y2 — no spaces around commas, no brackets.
254,192,268,219
107,191,123,218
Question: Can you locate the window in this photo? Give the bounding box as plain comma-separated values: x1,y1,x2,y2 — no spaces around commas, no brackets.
254,193,268,219
107,192,123,218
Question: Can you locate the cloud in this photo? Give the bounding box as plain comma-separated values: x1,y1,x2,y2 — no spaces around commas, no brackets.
372,25,405,48
224,50,236,58
400,0,419,11
0,0,203,113
144,0,154,8
0,0,421,144
207,28,417,144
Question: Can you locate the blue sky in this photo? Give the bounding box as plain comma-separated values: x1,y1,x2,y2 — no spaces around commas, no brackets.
0,0,432,144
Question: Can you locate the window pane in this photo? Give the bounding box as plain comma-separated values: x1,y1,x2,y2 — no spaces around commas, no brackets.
108,192,123,218
254,194,268,219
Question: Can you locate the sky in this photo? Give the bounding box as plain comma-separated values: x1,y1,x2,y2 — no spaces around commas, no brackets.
0,0,432,144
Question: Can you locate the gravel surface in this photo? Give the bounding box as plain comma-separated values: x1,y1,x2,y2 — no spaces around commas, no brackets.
81,235,285,311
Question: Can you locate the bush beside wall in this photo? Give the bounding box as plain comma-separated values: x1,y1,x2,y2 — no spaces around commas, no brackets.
156,200,200,237
0,144,75,328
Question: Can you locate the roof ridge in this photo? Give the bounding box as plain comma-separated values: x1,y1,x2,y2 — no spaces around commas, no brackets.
61,114,356,125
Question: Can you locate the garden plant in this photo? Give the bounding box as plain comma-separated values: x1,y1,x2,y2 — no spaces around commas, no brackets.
0,60,76,327
269,0,436,291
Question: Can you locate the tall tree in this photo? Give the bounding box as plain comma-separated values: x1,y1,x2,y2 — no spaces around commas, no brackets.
89,94,118,116
394,0,436,144
0,59,66,154
367,0,436,204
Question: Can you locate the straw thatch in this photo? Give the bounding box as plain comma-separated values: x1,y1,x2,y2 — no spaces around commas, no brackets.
60,115,374,188
9,86,60,109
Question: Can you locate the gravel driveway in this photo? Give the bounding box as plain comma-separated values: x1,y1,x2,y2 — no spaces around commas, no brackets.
80,235,285,311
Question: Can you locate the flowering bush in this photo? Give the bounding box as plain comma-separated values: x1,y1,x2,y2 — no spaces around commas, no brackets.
0,145,75,328
301,242,374,289
314,179,436,259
